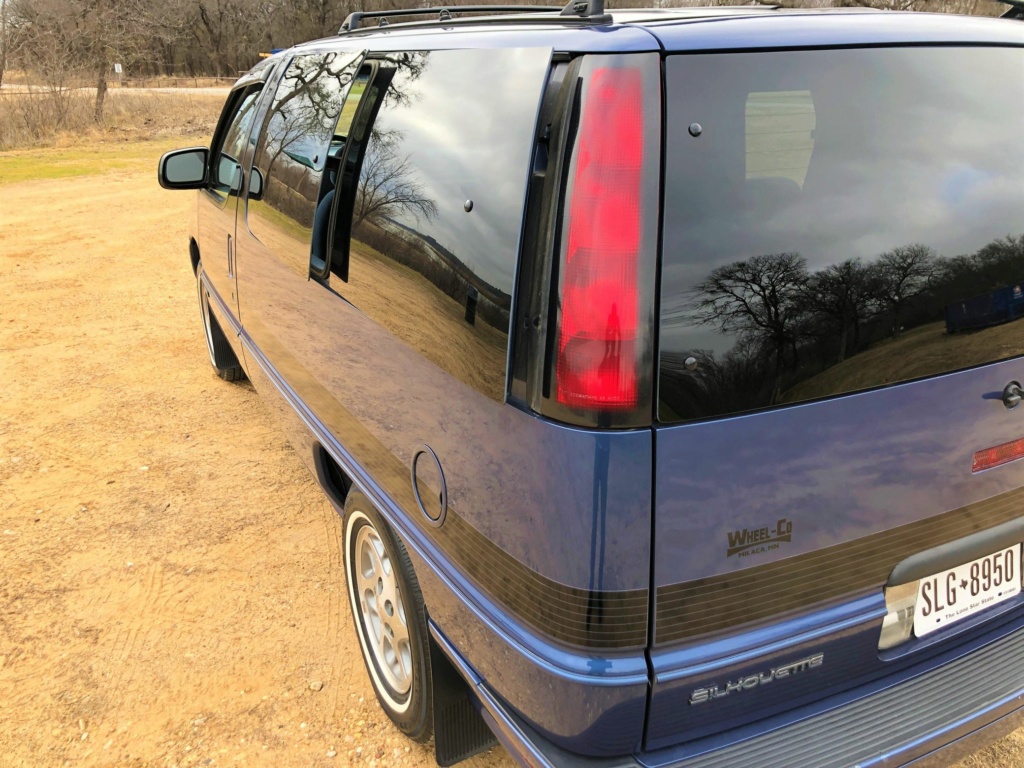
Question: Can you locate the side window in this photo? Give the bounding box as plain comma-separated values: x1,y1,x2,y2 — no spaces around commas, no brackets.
246,51,363,270
658,48,1024,423
210,87,263,199
329,48,551,401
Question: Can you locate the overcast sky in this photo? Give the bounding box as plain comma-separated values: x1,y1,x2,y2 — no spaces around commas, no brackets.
373,47,551,297
660,47,1024,356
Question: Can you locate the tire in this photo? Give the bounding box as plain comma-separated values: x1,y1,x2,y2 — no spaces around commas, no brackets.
196,261,246,382
343,491,433,742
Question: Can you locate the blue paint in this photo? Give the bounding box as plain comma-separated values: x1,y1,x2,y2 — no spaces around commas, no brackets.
173,8,1024,765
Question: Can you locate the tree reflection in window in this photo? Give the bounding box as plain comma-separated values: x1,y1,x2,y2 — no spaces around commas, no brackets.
338,48,551,401
354,128,437,230
659,47,1024,422
247,51,361,262
663,236,1024,421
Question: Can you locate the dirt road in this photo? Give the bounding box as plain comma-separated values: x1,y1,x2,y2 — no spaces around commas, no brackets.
0,140,512,768
0,84,232,94
0,139,1019,768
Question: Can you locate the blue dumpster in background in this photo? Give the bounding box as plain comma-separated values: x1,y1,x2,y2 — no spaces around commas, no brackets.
946,283,1024,333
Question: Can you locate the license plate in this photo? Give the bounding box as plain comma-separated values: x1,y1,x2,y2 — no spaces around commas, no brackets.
914,545,1021,638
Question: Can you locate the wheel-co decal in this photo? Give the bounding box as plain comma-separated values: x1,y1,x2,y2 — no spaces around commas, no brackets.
727,518,794,558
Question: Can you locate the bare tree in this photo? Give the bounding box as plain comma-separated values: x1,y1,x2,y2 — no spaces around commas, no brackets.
872,244,935,337
10,0,152,122
353,128,437,229
82,0,152,122
5,0,1009,89
10,0,87,120
0,0,10,86
690,252,809,400
802,258,877,362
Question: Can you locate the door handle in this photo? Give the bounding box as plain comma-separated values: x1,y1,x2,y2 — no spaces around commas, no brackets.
1003,381,1023,410
227,234,234,278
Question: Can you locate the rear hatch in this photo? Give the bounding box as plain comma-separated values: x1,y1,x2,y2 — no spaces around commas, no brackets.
647,39,1024,748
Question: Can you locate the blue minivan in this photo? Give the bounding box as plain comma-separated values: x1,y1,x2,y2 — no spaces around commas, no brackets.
158,4,1024,765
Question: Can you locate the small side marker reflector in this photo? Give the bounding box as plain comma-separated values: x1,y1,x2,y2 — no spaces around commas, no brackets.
972,438,1024,473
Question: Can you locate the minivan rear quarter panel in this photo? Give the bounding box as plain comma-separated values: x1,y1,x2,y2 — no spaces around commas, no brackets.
233,41,655,753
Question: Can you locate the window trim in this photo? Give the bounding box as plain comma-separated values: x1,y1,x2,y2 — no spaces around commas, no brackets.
206,84,265,208
655,45,1024,425
322,59,393,283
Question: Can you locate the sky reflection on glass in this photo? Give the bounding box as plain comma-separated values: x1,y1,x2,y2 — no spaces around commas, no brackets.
659,47,1024,422
368,48,551,295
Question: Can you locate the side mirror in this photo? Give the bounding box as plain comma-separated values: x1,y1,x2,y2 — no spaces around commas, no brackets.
248,167,265,201
158,147,209,190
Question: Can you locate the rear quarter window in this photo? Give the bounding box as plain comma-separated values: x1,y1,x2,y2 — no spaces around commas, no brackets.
658,47,1024,423
335,47,551,402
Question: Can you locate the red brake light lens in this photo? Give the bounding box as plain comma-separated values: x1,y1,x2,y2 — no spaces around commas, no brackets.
556,67,644,411
972,438,1024,473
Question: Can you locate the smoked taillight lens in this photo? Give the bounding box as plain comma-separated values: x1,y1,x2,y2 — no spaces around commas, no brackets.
552,55,659,422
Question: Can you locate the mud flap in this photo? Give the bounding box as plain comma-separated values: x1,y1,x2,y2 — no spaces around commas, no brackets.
430,636,498,766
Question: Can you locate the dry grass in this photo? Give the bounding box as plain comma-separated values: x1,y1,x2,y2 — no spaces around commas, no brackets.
3,69,235,88
0,88,227,152
785,318,1024,403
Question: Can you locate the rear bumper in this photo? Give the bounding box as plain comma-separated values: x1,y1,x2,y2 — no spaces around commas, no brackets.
438,620,1024,768
906,702,1024,768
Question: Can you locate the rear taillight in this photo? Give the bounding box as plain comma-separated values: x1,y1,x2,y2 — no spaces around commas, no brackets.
553,56,658,422
557,68,642,410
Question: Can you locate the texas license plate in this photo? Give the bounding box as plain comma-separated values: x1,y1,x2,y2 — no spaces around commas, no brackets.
914,545,1021,638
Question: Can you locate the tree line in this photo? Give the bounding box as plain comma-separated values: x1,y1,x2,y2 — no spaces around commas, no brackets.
0,0,1008,121
661,234,1024,416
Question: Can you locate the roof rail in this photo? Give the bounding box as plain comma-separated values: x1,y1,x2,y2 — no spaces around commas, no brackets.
339,5,565,34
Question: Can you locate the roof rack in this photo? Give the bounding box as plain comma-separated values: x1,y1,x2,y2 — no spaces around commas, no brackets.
996,0,1024,16
340,5,554,33
338,0,609,34
559,0,610,22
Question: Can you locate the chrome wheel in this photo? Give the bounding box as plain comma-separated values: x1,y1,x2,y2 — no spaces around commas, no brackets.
354,523,412,696
343,495,432,739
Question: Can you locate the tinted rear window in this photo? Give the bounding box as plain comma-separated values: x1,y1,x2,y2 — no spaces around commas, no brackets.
659,47,1024,423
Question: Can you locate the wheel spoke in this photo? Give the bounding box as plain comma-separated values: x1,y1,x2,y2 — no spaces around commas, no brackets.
396,637,412,683
390,589,409,641
380,629,395,672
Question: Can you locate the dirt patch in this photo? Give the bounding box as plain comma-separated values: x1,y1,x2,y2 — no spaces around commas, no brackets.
0,145,512,768
0,141,1021,768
